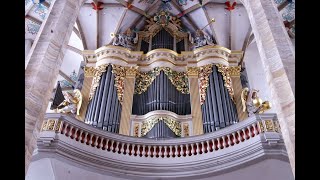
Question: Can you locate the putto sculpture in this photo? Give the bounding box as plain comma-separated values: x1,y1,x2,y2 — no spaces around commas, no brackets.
188,29,215,49
112,28,139,50
241,88,271,116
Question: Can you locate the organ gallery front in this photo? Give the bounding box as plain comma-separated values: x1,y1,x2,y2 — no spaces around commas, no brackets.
67,11,258,139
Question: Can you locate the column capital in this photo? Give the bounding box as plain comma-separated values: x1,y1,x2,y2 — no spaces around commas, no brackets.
187,67,199,77
125,66,139,78
84,66,96,77
229,66,242,77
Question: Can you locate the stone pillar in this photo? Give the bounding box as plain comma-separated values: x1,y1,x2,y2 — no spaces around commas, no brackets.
25,0,84,174
77,67,95,121
25,39,32,59
119,67,138,136
242,0,295,176
229,66,247,121
187,67,203,135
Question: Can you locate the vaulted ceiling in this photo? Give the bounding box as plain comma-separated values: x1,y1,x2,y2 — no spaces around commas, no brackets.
25,0,295,52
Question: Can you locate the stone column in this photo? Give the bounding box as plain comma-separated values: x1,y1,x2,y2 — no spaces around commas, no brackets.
77,67,95,121
25,0,84,174
25,39,32,59
242,0,295,176
119,67,138,136
229,66,247,121
187,67,203,135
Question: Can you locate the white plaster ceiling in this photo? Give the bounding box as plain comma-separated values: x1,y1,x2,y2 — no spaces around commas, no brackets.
76,0,251,50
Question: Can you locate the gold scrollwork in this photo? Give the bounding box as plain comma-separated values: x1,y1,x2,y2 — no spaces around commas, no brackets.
215,64,235,102
198,64,213,105
134,67,161,94
140,117,181,137
187,67,199,76
84,67,96,77
89,64,109,100
135,67,189,94
41,119,60,131
264,119,275,132
228,66,241,77
112,64,126,103
162,67,189,94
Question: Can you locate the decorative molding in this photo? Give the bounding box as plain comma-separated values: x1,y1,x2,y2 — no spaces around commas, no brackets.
83,45,242,70
41,119,62,132
125,66,139,77
198,64,213,105
216,64,235,102
133,122,140,137
229,66,242,77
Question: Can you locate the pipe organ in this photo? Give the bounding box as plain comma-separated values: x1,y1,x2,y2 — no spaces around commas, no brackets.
79,10,245,139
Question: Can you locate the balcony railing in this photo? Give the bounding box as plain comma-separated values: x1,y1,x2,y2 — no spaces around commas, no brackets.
35,113,288,178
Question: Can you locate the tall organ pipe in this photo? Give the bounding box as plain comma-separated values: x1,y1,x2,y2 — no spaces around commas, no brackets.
132,71,191,115
202,65,239,133
85,65,122,133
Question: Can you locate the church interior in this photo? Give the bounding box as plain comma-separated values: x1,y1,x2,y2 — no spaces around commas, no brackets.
25,0,295,179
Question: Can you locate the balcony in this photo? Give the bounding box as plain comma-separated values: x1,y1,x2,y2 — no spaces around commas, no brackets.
26,113,293,180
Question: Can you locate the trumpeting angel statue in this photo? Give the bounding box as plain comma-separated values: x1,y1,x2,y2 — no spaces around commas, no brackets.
241,87,271,117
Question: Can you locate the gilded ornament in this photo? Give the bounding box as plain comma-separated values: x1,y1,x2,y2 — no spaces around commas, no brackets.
198,64,213,105
134,67,189,94
112,64,127,103
241,88,272,116
89,64,109,100
216,64,235,102
47,119,56,131
83,67,96,77
264,120,274,132
228,66,241,77
258,121,265,133
125,66,139,77
41,120,48,131
140,117,181,137
187,67,199,76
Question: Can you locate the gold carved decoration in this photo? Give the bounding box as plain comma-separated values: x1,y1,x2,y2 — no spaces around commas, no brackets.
198,64,213,105
84,67,96,77
41,119,62,132
162,67,189,94
133,123,140,137
140,117,181,137
135,67,189,94
187,67,199,76
183,123,189,137
228,66,241,77
258,120,281,133
215,64,235,102
111,64,126,103
126,66,139,77
89,64,109,100
135,67,161,94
